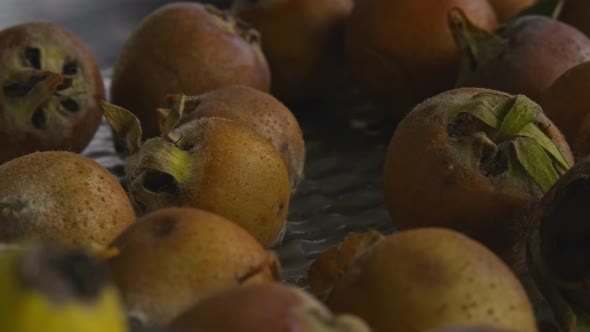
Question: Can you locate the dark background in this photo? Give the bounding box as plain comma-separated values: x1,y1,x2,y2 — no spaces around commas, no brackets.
0,0,231,69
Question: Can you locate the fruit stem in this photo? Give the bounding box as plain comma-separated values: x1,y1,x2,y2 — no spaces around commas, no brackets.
448,8,508,85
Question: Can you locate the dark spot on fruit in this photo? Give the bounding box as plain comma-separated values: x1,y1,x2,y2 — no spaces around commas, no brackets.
56,78,73,91
31,108,47,129
490,282,497,289
487,308,495,316
62,61,78,75
61,98,80,112
24,47,41,69
142,170,181,195
154,219,177,237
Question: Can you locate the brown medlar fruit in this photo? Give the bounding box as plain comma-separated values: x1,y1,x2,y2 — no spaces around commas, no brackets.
110,2,270,140
0,22,104,163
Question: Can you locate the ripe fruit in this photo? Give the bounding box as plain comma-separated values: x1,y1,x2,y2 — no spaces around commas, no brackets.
345,0,496,117
0,240,128,332
169,283,371,332
539,61,590,159
163,86,305,190
0,151,135,249
231,0,354,101
383,88,572,264
0,22,104,163
110,2,270,140
103,101,290,247
326,228,537,332
527,157,590,331
108,208,280,326
451,10,590,101
487,0,534,22
559,0,590,38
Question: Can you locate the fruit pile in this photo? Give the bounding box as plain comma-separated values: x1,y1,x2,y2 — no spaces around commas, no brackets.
0,0,589,331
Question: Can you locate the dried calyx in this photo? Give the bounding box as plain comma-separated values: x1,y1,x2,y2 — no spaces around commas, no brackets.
2,45,85,132
205,4,261,45
527,160,590,331
446,92,570,193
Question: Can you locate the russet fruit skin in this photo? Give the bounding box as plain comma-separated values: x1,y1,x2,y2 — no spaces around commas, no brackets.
232,0,354,101
326,228,537,332
427,327,519,332
383,88,572,265
345,0,497,117
0,151,135,249
169,283,371,332
108,208,280,326
540,61,590,159
560,0,590,38
110,2,270,139
0,22,104,164
452,13,590,101
167,86,305,190
487,0,533,22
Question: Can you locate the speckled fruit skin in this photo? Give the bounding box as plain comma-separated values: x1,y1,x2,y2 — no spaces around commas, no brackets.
540,61,590,159
232,0,354,102
457,15,590,101
174,85,305,190
326,228,537,332
382,88,572,264
487,0,533,22
108,208,280,326
0,22,104,164
560,0,590,38
0,151,135,249
110,2,270,139
345,0,497,118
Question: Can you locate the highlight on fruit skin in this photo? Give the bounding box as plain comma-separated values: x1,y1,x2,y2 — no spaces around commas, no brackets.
527,157,590,332
0,240,128,332
450,8,590,101
383,87,572,265
487,0,534,22
162,86,306,191
102,100,291,247
107,207,280,326
169,283,371,332
0,21,105,164
326,228,538,332
110,2,270,140
539,61,590,160
0,151,135,250
344,0,497,117
231,0,354,101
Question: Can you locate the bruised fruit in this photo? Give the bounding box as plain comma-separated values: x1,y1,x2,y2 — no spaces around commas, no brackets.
103,101,291,247
0,22,104,163
108,208,280,326
231,0,354,101
110,2,270,140
487,0,534,22
559,0,590,38
539,61,590,159
451,9,590,101
326,228,537,332
345,0,497,117
169,283,371,332
0,151,135,249
308,230,384,300
527,157,590,331
162,86,305,190
383,88,572,264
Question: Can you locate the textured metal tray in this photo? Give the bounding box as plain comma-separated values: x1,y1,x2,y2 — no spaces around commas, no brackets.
85,77,395,287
